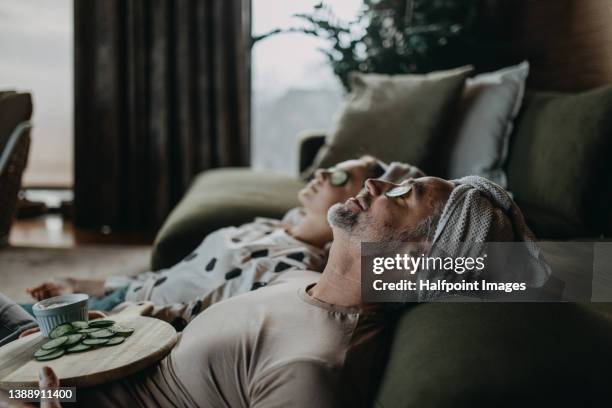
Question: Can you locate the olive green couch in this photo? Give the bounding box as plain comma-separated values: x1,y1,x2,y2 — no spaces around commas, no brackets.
150,86,612,406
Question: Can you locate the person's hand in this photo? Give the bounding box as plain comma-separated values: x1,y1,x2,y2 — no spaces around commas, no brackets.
0,367,61,408
27,278,106,301
26,278,76,301
18,311,108,338
39,366,61,408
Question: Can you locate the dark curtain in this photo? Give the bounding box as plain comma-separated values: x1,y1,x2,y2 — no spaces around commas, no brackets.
74,0,251,231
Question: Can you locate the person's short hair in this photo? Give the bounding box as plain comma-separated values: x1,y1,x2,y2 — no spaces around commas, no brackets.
359,155,387,180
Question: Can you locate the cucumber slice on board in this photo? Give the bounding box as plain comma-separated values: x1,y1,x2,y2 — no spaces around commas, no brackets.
41,336,69,350
64,334,85,347
33,347,57,358
71,321,89,329
88,329,114,339
78,328,101,334
82,338,109,346
104,337,125,346
35,349,65,361
49,323,73,339
110,326,135,337
88,320,115,328
66,343,92,353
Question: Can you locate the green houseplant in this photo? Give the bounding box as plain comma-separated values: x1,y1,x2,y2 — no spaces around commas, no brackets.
254,0,500,90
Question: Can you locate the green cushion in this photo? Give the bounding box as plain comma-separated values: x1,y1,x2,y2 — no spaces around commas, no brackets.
506,88,612,238
307,66,473,176
151,168,304,270
376,303,612,408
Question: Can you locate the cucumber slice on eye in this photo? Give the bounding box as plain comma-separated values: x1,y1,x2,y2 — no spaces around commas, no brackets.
88,329,114,338
64,333,85,347
71,321,89,329
104,337,125,346
42,336,69,350
82,338,109,346
385,185,411,198
35,349,65,361
66,343,91,353
330,171,348,186
34,347,57,358
88,319,115,328
49,323,73,339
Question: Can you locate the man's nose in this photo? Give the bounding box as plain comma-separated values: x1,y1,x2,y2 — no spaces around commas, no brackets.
365,179,394,196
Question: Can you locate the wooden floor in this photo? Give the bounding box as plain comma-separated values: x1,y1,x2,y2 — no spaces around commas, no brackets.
9,214,154,248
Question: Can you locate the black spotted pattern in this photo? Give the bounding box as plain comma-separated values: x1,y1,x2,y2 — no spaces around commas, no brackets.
274,262,292,273
205,258,217,271
225,268,242,280
171,317,188,332
133,286,142,292
191,300,203,317
231,237,241,243
286,252,305,262
183,252,197,262
251,282,267,291
251,249,269,259
154,276,168,287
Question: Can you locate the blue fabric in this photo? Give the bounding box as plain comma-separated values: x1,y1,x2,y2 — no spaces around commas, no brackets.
20,286,129,316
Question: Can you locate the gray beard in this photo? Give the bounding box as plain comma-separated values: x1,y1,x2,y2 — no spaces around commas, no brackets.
327,203,359,232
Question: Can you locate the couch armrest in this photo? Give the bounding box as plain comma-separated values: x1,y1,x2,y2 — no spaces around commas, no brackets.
298,130,326,178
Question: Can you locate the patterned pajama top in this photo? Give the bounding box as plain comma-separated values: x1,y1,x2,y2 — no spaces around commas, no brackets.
105,208,327,326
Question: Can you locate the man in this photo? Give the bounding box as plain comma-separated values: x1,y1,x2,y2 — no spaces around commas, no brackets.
25,156,395,325
2,175,548,407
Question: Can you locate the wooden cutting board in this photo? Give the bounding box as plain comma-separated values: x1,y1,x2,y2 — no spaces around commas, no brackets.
0,314,177,388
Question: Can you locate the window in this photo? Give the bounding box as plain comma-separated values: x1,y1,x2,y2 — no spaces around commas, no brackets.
0,0,73,187
251,0,361,174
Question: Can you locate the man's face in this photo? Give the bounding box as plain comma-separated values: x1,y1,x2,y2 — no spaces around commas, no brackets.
328,177,454,242
298,158,375,217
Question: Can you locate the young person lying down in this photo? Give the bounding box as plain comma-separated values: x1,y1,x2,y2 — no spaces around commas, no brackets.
25,156,395,324
2,174,550,407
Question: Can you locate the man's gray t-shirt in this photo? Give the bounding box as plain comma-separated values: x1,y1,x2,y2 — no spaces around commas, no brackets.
78,270,389,407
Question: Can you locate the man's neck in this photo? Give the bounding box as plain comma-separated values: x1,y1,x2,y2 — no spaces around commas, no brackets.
308,235,363,307
288,212,333,249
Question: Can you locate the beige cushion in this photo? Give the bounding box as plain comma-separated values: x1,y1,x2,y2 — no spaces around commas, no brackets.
307,66,473,175
445,62,529,186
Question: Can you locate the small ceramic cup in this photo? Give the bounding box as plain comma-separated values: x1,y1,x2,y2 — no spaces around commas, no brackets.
32,294,89,337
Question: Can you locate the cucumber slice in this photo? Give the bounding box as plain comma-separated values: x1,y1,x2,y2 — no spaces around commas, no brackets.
66,343,91,353
104,337,125,346
110,326,135,337
64,333,84,347
42,336,69,350
88,329,114,338
89,319,115,328
33,347,57,358
71,321,89,329
83,338,109,346
78,328,101,334
35,349,65,361
49,323,73,339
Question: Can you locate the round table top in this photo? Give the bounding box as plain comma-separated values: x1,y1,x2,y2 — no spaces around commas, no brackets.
0,314,177,389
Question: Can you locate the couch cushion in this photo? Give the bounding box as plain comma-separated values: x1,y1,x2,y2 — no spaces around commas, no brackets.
445,62,529,186
506,87,612,238
307,66,473,176
151,168,304,270
0,91,33,152
376,302,612,408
